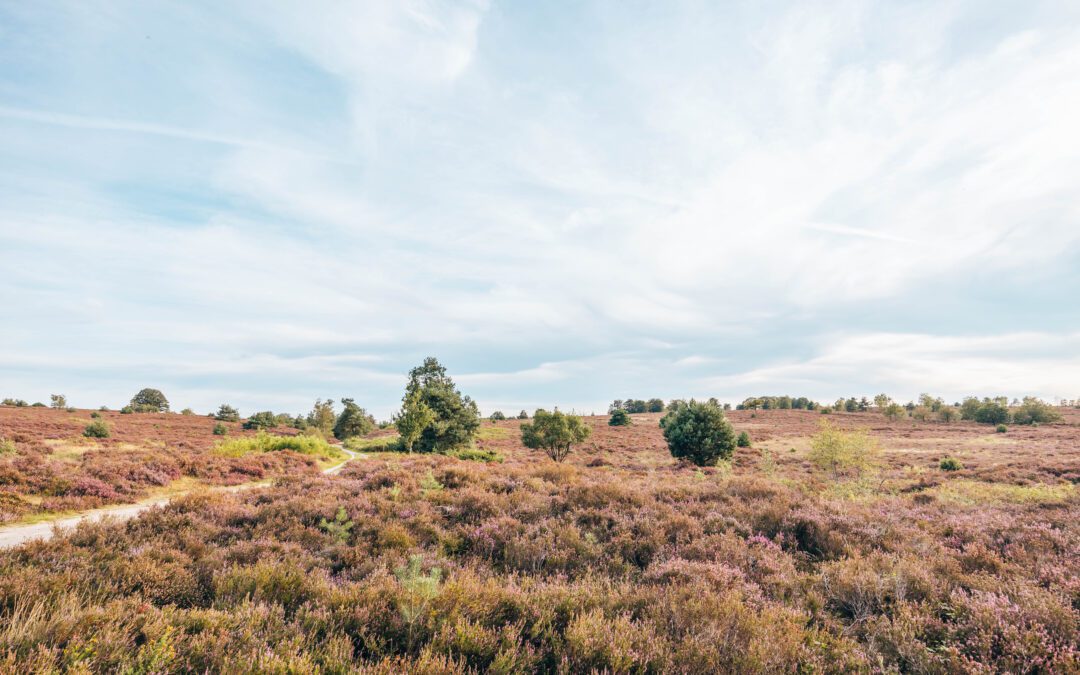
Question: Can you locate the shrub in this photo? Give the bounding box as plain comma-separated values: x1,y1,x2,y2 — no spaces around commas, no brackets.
608,409,631,426
345,436,403,453
1,398,28,407
939,457,963,471
974,401,1010,425
49,394,67,409
403,357,480,453
660,400,736,466
820,407,832,415
130,388,169,412
489,411,507,421
90,411,101,419
83,419,110,438
521,409,591,462
306,398,336,435
996,424,1008,433
938,406,957,423
31,402,45,407
1011,397,1062,425
808,420,879,478
214,404,240,422
518,410,529,419
334,398,375,440
736,431,751,448
212,422,228,436
882,403,905,421
646,398,665,413
243,411,278,430
180,408,194,416
213,432,345,461
120,405,134,414
319,506,354,543
450,448,503,462
0,437,15,454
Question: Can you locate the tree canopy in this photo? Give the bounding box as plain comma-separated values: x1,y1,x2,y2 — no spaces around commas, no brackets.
521,409,591,462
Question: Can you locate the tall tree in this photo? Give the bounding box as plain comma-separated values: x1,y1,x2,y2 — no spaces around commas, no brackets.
404,357,480,453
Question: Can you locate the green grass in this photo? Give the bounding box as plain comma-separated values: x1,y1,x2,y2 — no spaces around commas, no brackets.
344,435,403,452
213,432,345,463
930,480,1075,505
476,425,512,441
450,448,504,463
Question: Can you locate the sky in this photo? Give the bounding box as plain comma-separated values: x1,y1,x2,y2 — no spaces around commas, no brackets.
1,0,1079,419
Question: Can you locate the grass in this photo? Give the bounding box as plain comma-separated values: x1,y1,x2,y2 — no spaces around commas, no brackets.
930,479,1076,505
212,432,345,464
475,425,512,441
344,434,403,452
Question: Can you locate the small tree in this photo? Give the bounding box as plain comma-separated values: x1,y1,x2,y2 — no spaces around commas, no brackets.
395,390,436,454
307,399,336,436
873,393,891,408
489,411,507,421
518,410,529,419
334,398,375,440
1012,397,1062,425
50,394,67,409
808,420,879,479
403,357,480,453
215,404,240,422
130,388,169,413
521,409,591,462
938,406,957,423
974,401,1010,425
736,431,751,447
660,400,736,467
646,398,665,413
882,403,905,421
608,408,631,426
212,422,228,436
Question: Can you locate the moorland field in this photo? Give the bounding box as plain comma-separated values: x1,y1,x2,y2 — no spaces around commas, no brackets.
0,404,1077,672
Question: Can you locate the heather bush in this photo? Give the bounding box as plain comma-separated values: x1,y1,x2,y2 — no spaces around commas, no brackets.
660,400,736,466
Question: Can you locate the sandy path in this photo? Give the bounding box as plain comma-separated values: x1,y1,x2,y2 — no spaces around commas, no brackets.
0,448,360,549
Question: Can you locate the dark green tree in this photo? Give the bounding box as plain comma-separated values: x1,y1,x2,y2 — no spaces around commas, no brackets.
404,357,480,453
521,409,591,462
608,409,631,426
334,398,375,440
214,404,240,422
130,388,169,413
660,400,737,466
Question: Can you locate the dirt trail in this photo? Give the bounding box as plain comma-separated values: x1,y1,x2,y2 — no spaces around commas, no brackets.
0,448,361,549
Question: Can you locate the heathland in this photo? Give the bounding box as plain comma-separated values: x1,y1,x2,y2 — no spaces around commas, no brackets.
0,399,1076,672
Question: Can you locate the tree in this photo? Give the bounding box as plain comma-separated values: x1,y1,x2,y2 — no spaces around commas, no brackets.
646,398,665,413
959,397,981,421
395,390,437,454
521,409,591,462
938,406,957,423
517,410,529,419
609,409,631,426
844,398,859,413
808,420,879,479
244,411,278,430
882,403,905,421
489,411,507,421
334,398,375,440
973,401,1010,425
215,404,240,422
608,400,624,413
307,399,336,436
873,394,892,408
404,357,480,453
624,399,647,414
660,400,736,467
50,394,67,409
736,431,751,447
130,388,169,413
212,422,228,436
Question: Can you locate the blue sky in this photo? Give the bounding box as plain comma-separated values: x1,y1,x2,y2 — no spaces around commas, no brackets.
2,0,1079,418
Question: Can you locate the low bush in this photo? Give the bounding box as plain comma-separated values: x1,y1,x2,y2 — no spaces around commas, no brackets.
939,457,963,471
996,424,1008,434
608,409,631,426
243,411,278,430
83,419,110,438
213,432,345,462
450,448,503,463
736,431,751,447
489,411,507,421
212,422,228,436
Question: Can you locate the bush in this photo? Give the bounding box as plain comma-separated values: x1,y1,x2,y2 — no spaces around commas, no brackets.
736,431,751,447
214,404,240,422
974,401,1010,425
344,436,403,453
243,411,278,430
212,422,228,436
83,419,110,438
820,407,832,415
646,398,665,413
996,424,1008,433
939,457,963,471
1,398,28,407
451,448,504,462
808,420,879,478
120,405,134,414
130,388,169,413
660,400,736,466
489,411,507,421
49,394,67,409
521,409,591,462
31,402,45,407
518,410,529,419
608,409,631,426
0,437,15,454
180,408,194,416
306,399,336,436
882,403,905,421
1011,397,1062,425
334,398,375,440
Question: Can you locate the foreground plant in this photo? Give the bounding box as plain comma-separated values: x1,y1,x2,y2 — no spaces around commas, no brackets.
660,399,736,466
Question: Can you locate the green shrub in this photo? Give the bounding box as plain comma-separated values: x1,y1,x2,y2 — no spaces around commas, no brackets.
518,410,529,419
939,457,963,471
808,420,879,478
0,438,15,454
180,408,194,416
31,402,45,407
319,506,354,543
1011,397,1062,425
64,407,76,413
736,431,751,447
50,394,67,409
522,409,591,462
403,357,480,453
1,398,27,407
213,432,345,461
882,403,905,421
996,424,1008,433
974,402,1010,425
214,404,240,422
90,411,101,419
213,422,228,436
130,388,169,413
345,435,404,453
243,411,278,430
451,448,503,462
660,400,736,466
489,411,507,421
608,409,631,426
83,419,110,438
120,405,134,414
820,407,831,414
